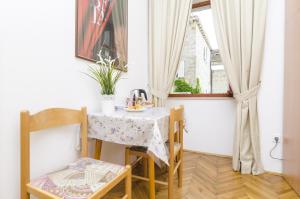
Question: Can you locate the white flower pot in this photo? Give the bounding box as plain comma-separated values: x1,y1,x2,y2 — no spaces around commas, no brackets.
101,95,115,114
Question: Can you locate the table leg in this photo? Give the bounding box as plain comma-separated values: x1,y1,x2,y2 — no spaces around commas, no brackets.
94,139,102,160
148,157,155,199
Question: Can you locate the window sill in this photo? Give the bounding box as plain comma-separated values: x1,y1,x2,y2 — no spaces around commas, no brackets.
168,93,233,100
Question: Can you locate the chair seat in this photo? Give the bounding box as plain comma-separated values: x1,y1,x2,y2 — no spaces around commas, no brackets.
166,142,182,156
129,142,182,157
29,158,125,199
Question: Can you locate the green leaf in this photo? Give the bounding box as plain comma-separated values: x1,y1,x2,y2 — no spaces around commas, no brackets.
85,52,123,95
174,78,201,94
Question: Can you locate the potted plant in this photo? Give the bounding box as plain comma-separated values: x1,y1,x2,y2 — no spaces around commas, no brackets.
86,52,124,114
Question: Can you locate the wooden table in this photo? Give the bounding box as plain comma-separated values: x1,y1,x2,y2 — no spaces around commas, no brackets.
88,107,170,199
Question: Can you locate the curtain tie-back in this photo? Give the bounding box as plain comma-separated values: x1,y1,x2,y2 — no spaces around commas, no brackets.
150,87,168,99
234,83,261,103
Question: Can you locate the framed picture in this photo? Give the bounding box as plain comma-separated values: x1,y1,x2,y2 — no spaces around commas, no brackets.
76,0,128,71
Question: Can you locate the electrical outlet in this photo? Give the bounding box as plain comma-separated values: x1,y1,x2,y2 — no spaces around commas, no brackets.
272,134,281,143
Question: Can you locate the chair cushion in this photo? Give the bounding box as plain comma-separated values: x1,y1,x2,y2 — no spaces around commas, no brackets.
129,146,148,152
129,142,182,156
30,158,125,199
166,142,182,156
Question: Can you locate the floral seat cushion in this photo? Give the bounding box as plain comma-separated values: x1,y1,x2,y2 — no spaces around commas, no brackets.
30,158,125,199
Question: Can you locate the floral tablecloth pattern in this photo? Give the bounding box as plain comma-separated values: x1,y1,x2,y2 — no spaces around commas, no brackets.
88,108,170,164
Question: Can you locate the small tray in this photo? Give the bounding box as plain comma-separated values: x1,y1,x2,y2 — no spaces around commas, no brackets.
124,107,147,112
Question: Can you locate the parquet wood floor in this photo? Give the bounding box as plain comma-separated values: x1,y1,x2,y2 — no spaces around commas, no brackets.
103,151,300,199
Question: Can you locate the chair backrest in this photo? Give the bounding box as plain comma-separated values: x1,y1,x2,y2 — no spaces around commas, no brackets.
169,105,184,161
20,107,88,196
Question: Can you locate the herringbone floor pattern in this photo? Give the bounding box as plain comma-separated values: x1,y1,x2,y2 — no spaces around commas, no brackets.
104,152,300,199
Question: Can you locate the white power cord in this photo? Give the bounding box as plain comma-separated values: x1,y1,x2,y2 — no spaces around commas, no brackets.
183,119,189,134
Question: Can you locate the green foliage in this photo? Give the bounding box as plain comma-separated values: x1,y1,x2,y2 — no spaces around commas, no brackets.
174,78,201,94
193,78,201,93
85,52,124,95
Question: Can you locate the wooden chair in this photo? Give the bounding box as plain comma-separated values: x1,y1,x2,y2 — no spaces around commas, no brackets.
125,105,184,199
20,107,131,199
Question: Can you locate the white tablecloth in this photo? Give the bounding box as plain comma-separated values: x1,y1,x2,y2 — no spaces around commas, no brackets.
88,107,170,164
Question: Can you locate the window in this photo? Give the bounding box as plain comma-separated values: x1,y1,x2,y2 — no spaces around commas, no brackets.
170,2,231,97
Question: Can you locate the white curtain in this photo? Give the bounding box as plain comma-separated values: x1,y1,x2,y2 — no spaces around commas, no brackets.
211,0,268,175
149,0,192,106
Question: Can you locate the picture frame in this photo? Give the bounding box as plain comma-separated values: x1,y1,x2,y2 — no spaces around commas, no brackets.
76,0,128,71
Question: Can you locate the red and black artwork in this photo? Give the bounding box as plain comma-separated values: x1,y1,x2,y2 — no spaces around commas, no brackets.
76,0,128,70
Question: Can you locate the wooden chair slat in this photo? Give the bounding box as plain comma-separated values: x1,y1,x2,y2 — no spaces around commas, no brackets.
29,108,83,132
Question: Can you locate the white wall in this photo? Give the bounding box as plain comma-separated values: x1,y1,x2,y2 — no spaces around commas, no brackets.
167,0,285,173
167,98,236,156
0,0,285,197
0,0,148,198
258,0,285,173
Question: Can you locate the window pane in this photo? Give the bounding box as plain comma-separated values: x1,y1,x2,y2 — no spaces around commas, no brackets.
172,7,229,94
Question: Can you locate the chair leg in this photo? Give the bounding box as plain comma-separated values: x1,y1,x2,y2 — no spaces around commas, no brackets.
94,139,102,160
148,157,156,199
143,157,148,177
178,152,183,188
125,166,132,199
168,163,174,199
21,190,30,199
125,148,130,165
